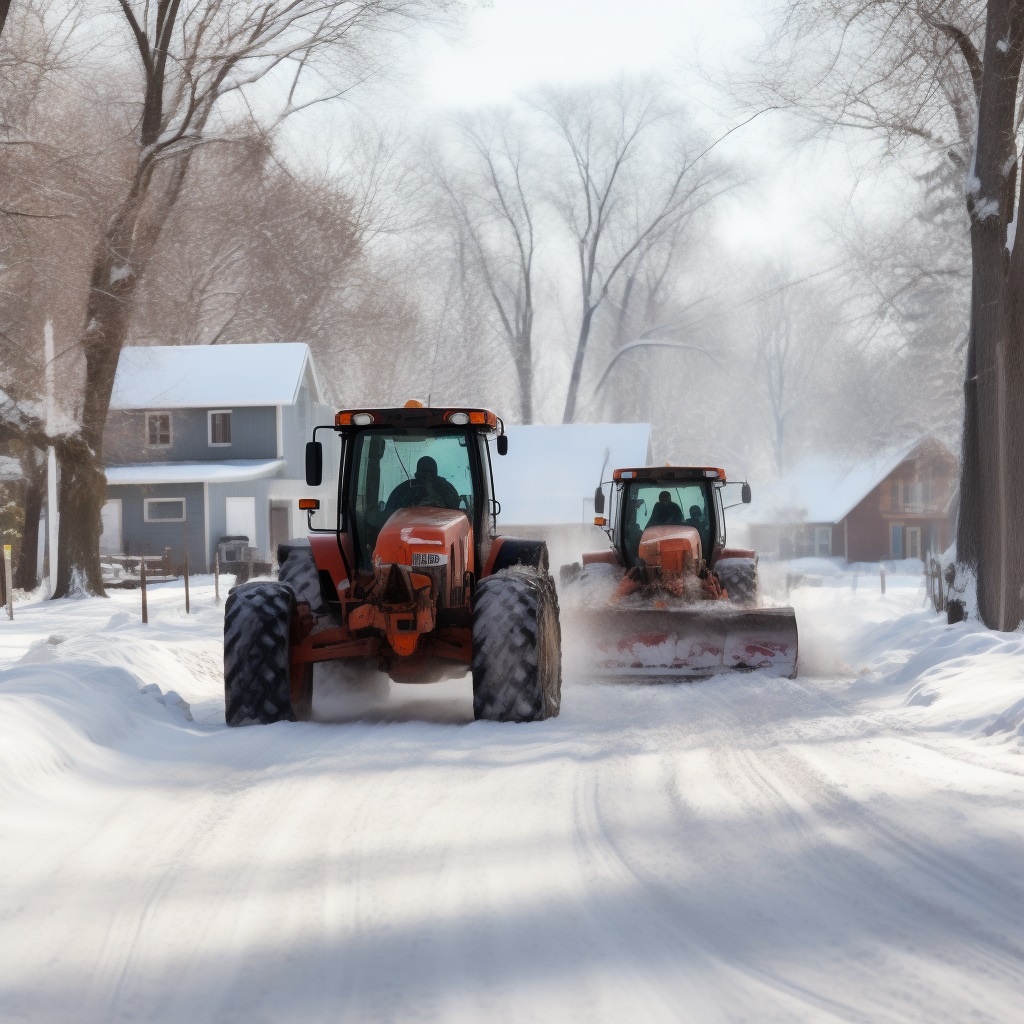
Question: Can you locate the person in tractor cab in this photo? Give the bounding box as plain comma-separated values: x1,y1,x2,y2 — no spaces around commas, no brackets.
647,490,683,527
384,455,461,514
684,502,711,552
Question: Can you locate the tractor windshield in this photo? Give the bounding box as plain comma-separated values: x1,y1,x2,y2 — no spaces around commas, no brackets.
349,428,475,570
622,480,710,567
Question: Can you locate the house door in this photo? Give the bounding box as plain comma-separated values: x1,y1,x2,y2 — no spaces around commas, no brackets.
890,524,903,559
99,499,122,554
225,496,257,549
269,502,290,565
906,527,921,561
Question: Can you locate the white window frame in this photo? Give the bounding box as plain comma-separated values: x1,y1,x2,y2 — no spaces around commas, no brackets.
146,411,172,447
144,497,187,523
208,409,232,447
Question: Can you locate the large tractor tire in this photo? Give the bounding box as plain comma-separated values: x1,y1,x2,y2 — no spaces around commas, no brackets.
277,543,326,614
224,582,312,725
716,557,759,608
472,568,561,722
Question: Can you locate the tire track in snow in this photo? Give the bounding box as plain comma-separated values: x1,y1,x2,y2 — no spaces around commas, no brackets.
697,681,1024,1018
567,689,867,1024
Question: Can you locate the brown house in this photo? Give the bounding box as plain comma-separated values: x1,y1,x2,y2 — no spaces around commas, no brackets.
738,438,958,563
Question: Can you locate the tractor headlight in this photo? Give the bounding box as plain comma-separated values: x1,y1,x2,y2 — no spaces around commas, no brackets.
447,411,470,425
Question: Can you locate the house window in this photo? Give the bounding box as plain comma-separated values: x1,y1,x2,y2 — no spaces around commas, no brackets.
814,526,832,557
208,410,232,446
147,412,171,446
144,498,186,522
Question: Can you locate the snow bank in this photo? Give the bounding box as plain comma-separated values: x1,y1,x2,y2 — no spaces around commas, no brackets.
787,563,1024,753
0,659,191,796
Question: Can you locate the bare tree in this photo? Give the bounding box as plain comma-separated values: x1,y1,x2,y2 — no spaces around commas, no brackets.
35,0,459,596
0,0,118,590
746,1,982,167
748,264,838,472
132,136,364,348
536,80,735,423
746,0,1024,628
432,110,540,421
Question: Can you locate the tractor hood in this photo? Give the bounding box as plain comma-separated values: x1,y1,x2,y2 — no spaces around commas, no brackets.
638,524,703,574
373,506,472,573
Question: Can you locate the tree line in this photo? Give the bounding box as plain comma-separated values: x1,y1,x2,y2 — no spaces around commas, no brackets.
0,0,980,610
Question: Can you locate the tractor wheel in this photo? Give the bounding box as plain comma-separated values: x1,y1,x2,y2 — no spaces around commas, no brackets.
224,582,310,725
716,557,759,607
472,568,561,722
277,544,326,614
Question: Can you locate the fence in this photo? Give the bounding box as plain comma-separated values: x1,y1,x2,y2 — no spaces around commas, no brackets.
100,549,177,588
925,555,946,614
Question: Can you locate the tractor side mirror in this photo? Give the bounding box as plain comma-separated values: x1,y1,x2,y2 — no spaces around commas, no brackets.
496,434,508,456
368,435,385,460
741,482,752,504
305,441,323,487
594,486,605,515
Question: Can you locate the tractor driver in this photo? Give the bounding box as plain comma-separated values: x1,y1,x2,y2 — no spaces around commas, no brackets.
647,490,683,527
384,455,461,514
685,502,710,550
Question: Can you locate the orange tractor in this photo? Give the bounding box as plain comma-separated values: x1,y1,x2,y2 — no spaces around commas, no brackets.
560,465,798,679
224,404,561,724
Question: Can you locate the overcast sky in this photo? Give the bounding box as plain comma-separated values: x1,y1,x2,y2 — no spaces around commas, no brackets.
416,0,758,109
389,0,894,264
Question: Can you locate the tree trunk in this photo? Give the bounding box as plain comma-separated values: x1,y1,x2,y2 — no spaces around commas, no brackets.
562,305,596,423
957,0,1024,629
516,333,533,423
52,197,149,598
13,452,44,591
53,449,108,596
51,149,193,598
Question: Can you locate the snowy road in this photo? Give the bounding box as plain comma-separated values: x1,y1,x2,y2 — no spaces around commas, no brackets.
2,573,1024,1022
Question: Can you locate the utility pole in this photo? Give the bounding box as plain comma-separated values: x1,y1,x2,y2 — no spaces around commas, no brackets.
44,320,58,595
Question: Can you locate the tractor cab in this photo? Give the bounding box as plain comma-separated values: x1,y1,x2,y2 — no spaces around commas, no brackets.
303,403,507,591
596,467,743,569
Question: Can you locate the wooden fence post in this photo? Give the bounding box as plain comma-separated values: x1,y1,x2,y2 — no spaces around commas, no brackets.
140,556,148,624
3,544,12,621
214,550,220,605
183,521,190,615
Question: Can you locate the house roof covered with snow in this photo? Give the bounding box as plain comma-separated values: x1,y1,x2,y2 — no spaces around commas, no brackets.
109,343,323,411
105,459,285,486
492,423,651,526
735,438,956,526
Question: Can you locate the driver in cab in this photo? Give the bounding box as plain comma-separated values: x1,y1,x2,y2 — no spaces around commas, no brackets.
647,490,683,527
384,456,461,515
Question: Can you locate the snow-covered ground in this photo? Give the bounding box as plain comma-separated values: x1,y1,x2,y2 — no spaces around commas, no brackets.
2,569,1024,1022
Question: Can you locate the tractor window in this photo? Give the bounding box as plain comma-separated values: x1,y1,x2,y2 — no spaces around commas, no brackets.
623,481,710,567
350,429,475,569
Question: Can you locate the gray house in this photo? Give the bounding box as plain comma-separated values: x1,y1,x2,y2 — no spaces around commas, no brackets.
101,343,335,571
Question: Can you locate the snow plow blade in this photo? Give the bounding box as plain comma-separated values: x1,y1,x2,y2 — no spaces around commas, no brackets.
565,604,799,680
